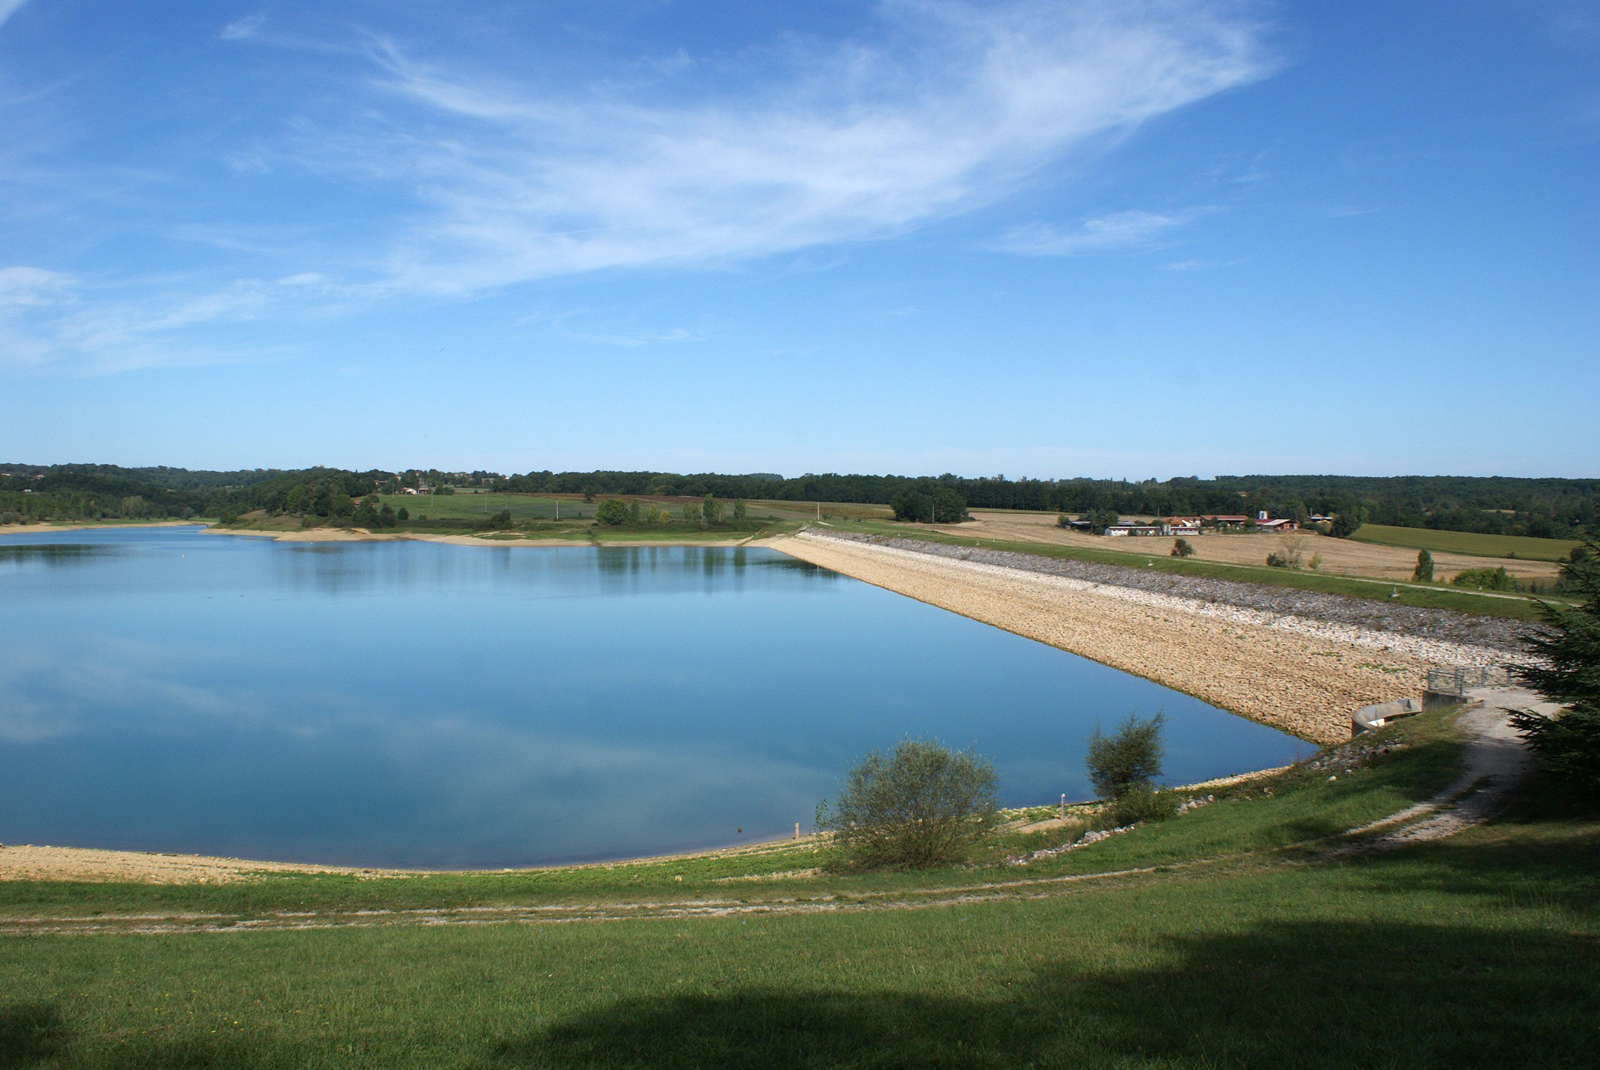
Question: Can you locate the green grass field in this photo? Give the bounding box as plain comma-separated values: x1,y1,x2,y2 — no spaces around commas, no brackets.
1351,523,1583,562
3,710,1597,1067
833,520,1562,621
377,492,597,521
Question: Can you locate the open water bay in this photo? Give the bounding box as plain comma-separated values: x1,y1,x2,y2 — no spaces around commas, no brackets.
0,527,1308,868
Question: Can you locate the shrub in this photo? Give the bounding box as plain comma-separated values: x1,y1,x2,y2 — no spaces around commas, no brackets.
1266,551,1291,568
595,498,630,526
1451,566,1517,591
1110,783,1178,826
1512,538,1600,796
1413,549,1434,583
702,494,722,523
732,499,747,521
1086,712,1166,800
816,739,1000,869
1171,538,1195,558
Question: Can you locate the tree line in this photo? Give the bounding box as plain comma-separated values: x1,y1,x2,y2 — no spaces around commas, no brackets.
3,463,1595,537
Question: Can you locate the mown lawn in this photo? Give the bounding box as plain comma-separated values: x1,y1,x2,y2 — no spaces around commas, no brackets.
2,710,1596,1067
1350,523,1584,563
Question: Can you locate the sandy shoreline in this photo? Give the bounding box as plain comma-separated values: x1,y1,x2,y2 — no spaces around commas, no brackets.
770,532,1469,746
0,519,768,549
0,835,823,885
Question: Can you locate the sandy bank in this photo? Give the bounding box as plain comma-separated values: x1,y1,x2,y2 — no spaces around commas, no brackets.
0,521,198,536
0,844,413,884
770,533,1473,745
0,834,816,885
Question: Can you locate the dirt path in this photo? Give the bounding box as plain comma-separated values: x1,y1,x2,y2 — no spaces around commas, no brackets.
1354,689,1551,847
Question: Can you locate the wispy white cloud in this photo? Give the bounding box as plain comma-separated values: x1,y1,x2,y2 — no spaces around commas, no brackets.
0,264,333,374
6,1,1273,372
1162,257,1234,271
219,14,265,42
988,209,1190,255
333,0,1270,292
0,0,29,32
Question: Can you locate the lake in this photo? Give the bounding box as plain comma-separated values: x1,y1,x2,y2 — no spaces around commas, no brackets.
0,527,1308,868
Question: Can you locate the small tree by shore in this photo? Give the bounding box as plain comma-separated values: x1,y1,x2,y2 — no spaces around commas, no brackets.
817,739,999,869
1087,712,1175,825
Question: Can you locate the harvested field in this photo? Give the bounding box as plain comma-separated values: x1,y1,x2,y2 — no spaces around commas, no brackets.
773,532,1532,745
946,511,1564,586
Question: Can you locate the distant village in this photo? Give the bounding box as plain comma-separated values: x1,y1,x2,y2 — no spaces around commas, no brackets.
1064,511,1334,537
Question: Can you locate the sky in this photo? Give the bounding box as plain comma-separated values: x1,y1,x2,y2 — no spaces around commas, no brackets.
0,0,1596,479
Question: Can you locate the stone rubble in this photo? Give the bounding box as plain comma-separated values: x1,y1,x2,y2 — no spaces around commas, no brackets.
818,531,1541,660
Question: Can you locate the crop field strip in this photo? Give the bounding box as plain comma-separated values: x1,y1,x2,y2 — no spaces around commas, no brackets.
1349,523,1583,562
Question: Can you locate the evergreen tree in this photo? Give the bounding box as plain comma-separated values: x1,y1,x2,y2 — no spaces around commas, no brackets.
1512,538,1600,795
1413,549,1434,582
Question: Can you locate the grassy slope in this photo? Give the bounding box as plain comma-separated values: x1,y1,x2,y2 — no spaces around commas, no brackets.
1351,523,1583,562
2,711,1597,1068
832,520,1560,621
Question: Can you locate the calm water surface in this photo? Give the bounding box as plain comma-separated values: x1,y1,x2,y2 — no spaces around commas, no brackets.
0,527,1309,867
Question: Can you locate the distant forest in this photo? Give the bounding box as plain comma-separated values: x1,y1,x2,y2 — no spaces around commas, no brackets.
2,463,1596,538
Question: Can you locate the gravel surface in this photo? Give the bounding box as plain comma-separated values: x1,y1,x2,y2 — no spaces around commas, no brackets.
820,531,1542,656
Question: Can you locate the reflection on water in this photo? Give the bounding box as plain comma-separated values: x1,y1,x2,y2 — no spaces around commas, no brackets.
0,543,116,568
0,527,1308,868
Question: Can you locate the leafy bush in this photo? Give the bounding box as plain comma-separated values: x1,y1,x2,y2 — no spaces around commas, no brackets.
1086,712,1166,800
816,739,999,869
1513,538,1600,796
595,498,630,526
1266,550,1291,568
1451,566,1517,591
1110,783,1178,826
1171,537,1195,558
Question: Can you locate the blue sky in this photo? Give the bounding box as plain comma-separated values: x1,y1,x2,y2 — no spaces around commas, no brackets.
1,1,1595,478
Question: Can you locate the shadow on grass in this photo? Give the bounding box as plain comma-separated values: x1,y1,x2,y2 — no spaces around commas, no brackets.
0,1004,68,1068
488,921,1598,1069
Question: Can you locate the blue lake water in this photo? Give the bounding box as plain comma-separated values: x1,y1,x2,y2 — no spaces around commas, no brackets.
0,527,1309,868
